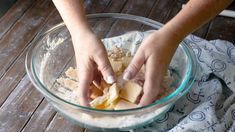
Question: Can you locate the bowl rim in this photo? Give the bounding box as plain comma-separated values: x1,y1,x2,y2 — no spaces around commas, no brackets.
25,13,198,113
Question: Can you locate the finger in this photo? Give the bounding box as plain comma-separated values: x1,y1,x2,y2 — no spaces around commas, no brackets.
123,48,145,80
139,56,162,106
77,65,93,107
94,51,115,84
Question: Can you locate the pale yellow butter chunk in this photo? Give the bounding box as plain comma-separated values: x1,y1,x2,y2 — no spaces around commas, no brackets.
104,100,119,110
106,83,120,104
57,77,78,90
90,85,103,99
120,81,142,103
65,67,78,80
90,94,109,108
109,58,123,74
114,99,138,110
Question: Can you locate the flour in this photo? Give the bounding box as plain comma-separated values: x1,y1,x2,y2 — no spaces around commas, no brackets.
39,31,181,129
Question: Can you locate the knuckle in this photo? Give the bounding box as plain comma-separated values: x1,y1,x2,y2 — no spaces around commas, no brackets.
99,63,111,73
129,63,139,73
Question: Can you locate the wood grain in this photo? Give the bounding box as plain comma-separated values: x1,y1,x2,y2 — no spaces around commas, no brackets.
106,0,158,37
163,0,211,38
45,113,84,132
22,99,57,132
206,16,235,43
147,0,177,23
0,0,36,39
0,76,44,131
0,0,57,108
0,46,27,107
0,0,55,79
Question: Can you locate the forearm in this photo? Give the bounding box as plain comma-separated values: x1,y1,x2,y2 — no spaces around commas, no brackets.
161,0,232,43
52,0,90,35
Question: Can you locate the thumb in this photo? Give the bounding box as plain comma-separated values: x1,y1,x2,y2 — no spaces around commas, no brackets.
123,49,145,80
94,51,115,84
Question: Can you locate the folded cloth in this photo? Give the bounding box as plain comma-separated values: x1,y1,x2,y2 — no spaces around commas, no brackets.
133,34,235,132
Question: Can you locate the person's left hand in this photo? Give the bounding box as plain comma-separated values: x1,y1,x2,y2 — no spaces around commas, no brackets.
123,29,181,106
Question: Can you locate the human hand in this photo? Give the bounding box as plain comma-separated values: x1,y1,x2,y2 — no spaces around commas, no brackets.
123,29,181,106
72,29,115,106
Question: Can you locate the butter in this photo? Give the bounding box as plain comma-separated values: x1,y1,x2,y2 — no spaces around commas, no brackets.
90,94,109,108
106,83,119,104
90,85,103,99
109,58,123,74
120,81,142,103
100,80,111,90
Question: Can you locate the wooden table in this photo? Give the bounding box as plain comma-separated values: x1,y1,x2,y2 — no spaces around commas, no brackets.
0,0,234,131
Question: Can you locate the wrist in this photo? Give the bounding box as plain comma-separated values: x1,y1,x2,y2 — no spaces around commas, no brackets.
68,22,92,36
158,23,185,44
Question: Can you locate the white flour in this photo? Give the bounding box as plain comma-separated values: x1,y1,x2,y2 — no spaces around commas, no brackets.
40,31,181,129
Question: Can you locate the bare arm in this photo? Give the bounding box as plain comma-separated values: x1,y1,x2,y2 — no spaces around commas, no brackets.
52,0,115,106
52,0,89,35
162,0,233,43
124,0,233,106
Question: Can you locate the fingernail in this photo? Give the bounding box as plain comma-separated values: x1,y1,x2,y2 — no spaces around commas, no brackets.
105,75,115,84
123,72,131,80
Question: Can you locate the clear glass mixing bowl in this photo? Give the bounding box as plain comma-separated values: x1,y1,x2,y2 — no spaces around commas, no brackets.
25,13,198,131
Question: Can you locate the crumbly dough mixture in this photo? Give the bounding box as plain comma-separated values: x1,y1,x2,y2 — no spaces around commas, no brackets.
56,46,175,110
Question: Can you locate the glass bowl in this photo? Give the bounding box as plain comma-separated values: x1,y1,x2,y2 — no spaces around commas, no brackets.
25,13,198,131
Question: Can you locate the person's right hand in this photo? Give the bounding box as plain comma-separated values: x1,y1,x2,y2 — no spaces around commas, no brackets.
72,29,115,107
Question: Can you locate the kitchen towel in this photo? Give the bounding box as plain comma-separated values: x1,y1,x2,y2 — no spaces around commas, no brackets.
127,33,235,132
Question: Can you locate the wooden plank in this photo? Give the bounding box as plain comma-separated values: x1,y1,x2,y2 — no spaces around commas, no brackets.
0,76,44,132
40,10,62,33
0,46,27,106
103,0,128,13
0,0,36,40
0,0,55,79
0,0,57,107
85,0,111,13
147,0,176,23
89,0,128,38
105,0,158,37
206,16,235,43
0,49,74,131
21,99,57,132
21,56,75,132
0,8,63,108
141,0,178,31
45,113,84,132
163,0,211,38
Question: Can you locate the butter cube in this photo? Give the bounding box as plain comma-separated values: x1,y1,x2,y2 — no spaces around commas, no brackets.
114,99,138,110
90,85,103,99
100,80,111,90
90,94,109,108
106,83,119,104
109,58,123,74
120,81,142,103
